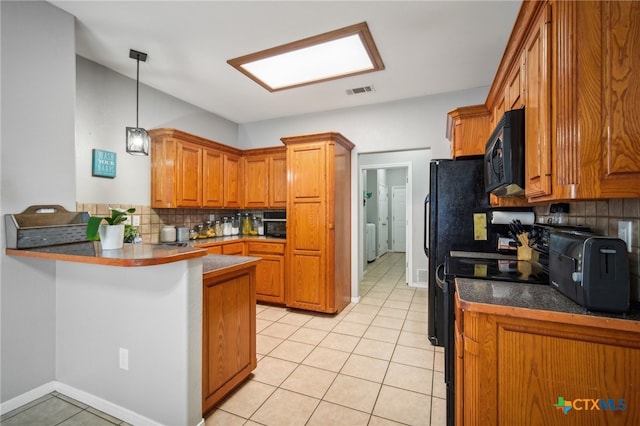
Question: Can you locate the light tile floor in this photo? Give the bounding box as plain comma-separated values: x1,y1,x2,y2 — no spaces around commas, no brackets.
0,392,130,426
207,252,445,426
1,252,443,426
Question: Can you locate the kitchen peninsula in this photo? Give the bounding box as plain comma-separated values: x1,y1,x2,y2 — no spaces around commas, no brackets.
6,243,259,426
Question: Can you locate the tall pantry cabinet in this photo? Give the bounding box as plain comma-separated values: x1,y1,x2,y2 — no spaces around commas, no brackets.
281,132,354,314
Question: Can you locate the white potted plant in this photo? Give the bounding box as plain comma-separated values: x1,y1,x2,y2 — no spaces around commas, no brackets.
86,207,135,250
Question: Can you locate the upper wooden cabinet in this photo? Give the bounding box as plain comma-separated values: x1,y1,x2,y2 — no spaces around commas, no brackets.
282,132,353,314
486,0,640,201
149,129,243,209
446,105,491,158
243,147,287,209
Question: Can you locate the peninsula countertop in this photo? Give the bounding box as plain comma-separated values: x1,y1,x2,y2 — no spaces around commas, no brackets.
456,277,640,333
6,242,207,267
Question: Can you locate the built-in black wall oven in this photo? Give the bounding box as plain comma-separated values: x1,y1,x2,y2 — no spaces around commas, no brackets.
263,210,286,238
439,253,547,426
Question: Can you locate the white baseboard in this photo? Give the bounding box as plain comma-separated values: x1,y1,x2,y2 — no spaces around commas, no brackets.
1,381,205,426
0,381,56,414
409,281,428,289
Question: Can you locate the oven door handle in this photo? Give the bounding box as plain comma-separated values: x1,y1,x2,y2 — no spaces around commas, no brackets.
435,263,445,290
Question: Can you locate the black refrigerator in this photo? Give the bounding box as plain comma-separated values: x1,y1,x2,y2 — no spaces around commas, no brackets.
424,156,495,346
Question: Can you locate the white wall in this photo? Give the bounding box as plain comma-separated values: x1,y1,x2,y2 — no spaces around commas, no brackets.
1,0,76,402
238,86,488,157
76,57,239,205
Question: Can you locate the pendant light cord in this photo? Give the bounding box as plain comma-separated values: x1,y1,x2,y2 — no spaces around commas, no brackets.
136,57,140,128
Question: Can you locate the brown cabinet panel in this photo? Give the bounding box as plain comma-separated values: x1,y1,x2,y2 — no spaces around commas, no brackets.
269,154,287,208
289,143,325,199
221,241,245,256
446,105,491,158
202,266,256,415
247,241,286,304
282,133,353,314
176,141,203,207
223,154,243,208
288,253,324,308
524,6,552,199
244,155,269,208
203,149,224,208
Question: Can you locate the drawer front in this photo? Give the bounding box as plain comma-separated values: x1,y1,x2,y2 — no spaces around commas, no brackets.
247,241,285,255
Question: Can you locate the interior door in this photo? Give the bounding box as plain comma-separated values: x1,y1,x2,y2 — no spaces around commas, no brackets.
377,183,389,256
391,186,406,252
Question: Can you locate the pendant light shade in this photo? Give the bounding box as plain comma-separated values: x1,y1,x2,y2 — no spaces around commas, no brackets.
126,49,149,155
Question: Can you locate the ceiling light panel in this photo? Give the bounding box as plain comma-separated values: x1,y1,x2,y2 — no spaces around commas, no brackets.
228,22,384,92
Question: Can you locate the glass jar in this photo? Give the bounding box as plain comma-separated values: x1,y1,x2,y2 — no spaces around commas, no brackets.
222,217,232,236
231,215,240,235
251,216,261,236
241,213,251,235
214,220,223,236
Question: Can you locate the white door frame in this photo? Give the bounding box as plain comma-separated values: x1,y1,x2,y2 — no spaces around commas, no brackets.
357,162,412,294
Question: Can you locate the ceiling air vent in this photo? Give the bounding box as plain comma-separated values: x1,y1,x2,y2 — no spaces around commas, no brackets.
346,85,375,95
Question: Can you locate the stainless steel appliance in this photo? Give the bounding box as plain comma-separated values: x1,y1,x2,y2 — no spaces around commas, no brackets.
263,210,286,238
549,230,630,313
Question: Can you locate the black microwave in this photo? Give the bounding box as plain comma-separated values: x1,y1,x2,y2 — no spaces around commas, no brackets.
485,108,525,196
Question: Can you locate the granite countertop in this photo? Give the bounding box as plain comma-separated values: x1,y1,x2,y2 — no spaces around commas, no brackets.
5,242,207,267
202,254,261,275
456,278,640,332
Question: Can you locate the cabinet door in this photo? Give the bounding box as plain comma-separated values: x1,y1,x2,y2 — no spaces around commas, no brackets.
269,154,287,208
202,268,256,415
447,106,491,158
203,148,224,208
176,141,202,207
506,59,524,110
524,7,552,199
244,155,269,208
248,242,285,304
592,1,640,197
224,154,243,208
289,143,325,200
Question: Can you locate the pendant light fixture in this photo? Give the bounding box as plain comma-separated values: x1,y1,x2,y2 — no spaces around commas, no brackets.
126,49,150,155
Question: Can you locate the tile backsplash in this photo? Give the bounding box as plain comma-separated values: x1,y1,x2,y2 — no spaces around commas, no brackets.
532,198,640,300
76,203,261,244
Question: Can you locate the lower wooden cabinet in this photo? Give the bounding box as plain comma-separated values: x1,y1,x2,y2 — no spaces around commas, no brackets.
246,241,286,304
202,263,257,416
455,293,640,426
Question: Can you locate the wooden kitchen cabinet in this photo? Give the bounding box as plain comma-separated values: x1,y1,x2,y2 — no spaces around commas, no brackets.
484,1,640,202
243,147,287,209
446,105,491,158
149,128,243,209
523,4,552,199
455,292,640,426
202,262,257,416
221,241,245,256
247,241,286,304
282,132,353,314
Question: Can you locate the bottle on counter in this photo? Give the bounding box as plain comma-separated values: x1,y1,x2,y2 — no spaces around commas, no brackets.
251,215,261,236
222,217,232,236
214,220,223,236
231,215,240,235
241,213,251,235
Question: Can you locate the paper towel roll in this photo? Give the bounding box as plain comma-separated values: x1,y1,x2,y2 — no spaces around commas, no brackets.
490,211,535,225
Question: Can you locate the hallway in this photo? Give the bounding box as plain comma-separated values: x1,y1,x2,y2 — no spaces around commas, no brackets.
208,252,445,425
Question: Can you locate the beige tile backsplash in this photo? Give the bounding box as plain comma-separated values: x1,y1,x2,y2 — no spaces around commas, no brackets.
533,198,640,299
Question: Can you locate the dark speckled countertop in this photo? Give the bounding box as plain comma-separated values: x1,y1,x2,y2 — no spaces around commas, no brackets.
456,278,640,332
201,254,260,274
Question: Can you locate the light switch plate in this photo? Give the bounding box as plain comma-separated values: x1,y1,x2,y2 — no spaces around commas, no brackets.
618,221,632,253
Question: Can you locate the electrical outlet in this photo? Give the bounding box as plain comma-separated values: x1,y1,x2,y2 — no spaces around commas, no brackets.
618,221,632,253
132,215,140,226
124,215,132,225
119,348,129,370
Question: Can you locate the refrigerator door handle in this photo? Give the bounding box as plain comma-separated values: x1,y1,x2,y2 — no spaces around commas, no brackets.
424,194,430,257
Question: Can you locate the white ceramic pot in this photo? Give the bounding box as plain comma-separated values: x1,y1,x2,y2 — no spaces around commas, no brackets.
98,224,125,250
